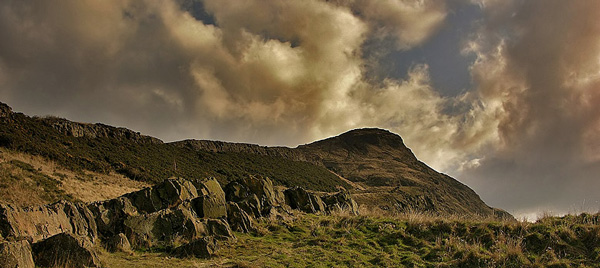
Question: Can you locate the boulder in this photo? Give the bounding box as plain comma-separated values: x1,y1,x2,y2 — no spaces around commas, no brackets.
0,240,34,268
32,233,100,268
105,233,132,253
226,202,254,233
123,207,205,249
192,177,225,201
0,201,97,243
284,187,326,214
88,196,138,239
224,175,277,217
124,177,199,214
189,178,227,219
236,194,262,218
205,218,235,241
173,236,217,258
321,191,359,215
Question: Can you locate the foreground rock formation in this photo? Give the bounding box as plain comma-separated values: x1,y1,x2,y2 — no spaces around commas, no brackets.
0,176,357,267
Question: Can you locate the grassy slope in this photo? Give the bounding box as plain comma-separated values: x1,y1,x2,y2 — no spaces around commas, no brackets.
100,212,600,267
0,148,148,206
0,111,349,192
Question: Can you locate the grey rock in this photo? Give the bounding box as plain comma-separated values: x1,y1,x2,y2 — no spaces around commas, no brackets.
123,207,205,249
224,175,277,217
106,233,132,253
124,177,198,214
284,187,325,213
189,178,227,219
0,201,97,244
47,117,162,144
205,218,235,241
226,202,254,233
88,196,138,239
321,191,359,215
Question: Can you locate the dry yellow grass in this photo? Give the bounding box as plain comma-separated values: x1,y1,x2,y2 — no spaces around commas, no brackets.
0,148,148,206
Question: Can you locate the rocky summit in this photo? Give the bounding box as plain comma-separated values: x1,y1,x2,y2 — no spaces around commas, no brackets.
299,128,512,218
0,175,357,267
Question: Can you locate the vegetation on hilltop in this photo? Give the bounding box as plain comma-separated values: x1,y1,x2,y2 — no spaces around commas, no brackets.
101,212,600,267
0,109,349,191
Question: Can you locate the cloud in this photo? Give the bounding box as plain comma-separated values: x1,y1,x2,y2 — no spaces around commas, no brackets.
3,0,598,217
0,0,487,170
0,0,451,147
458,0,600,217
330,0,448,50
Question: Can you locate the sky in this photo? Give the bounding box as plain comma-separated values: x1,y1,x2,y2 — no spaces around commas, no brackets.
1,0,600,219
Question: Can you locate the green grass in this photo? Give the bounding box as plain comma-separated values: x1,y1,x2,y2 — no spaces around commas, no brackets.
100,212,600,267
0,113,349,191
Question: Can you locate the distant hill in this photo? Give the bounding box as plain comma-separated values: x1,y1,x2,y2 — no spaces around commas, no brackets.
0,101,510,218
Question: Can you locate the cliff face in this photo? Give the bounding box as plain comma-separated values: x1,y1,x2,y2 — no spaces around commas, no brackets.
46,118,163,144
171,140,320,164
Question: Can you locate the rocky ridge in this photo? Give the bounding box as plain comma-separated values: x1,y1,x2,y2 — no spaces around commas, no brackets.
47,117,163,144
0,175,357,267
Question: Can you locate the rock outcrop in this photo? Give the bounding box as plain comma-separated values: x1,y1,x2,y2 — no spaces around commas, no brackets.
224,175,278,218
99,177,233,249
189,177,227,218
0,201,97,243
123,207,205,248
321,191,360,215
46,117,162,144
0,175,360,265
284,187,326,214
172,140,320,164
122,177,198,214
32,233,100,268
0,240,34,268
226,202,255,233
106,233,132,253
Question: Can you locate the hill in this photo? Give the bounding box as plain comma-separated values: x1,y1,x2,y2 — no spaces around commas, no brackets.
175,128,508,217
0,101,347,194
0,101,508,218
299,128,506,216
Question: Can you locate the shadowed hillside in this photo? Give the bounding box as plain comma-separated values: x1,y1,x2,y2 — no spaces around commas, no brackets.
0,101,348,192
